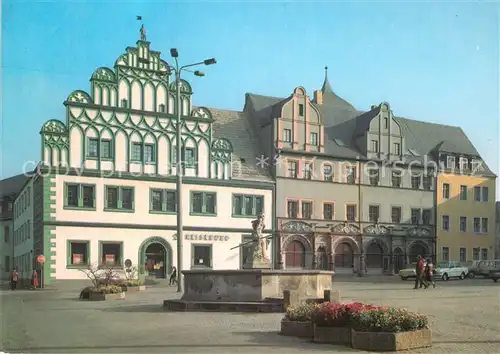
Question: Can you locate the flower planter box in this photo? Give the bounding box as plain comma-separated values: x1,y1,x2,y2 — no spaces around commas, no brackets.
313,325,351,344
350,328,432,351
89,292,126,301
280,319,313,338
126,285,146,292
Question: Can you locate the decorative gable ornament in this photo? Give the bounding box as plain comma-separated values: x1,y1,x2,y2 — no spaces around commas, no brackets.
282,221,313,233
331,222,360,234
92,67,116,82
67,90,92,104
364,224,389,235
408,227,431,237
191,107,212,120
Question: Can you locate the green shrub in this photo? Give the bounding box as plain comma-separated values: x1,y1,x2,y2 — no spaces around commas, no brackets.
124,279,144,287
92,285,123,294
284,303,319,322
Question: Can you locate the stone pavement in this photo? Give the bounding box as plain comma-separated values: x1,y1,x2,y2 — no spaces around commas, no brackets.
1,277,499,353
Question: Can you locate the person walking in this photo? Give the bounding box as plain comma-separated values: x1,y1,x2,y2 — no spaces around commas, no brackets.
10,268,18,291
414,256,428,289
425,258,436,288
169,266,177,286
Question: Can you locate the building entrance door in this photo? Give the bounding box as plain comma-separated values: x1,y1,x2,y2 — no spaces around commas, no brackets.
145,243,166,278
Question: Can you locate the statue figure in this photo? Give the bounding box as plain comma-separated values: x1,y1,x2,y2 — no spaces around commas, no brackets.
247,213,271,266
140,24,147,41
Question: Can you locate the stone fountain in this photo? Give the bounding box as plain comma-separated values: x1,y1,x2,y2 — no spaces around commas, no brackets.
163,214,335,312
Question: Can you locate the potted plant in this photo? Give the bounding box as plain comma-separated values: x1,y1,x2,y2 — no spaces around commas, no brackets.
312,302,376,345
123,265,146,291
280,303,318,338
350,307,432,351
78,264,126,300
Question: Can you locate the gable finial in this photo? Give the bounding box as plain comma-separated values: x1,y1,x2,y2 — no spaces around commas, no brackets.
137,16,146,41
321,65,333,94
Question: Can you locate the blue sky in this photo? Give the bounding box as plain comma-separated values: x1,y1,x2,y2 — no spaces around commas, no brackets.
2,1,499,196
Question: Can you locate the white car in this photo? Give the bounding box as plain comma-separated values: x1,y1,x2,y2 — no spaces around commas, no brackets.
434,261,469,281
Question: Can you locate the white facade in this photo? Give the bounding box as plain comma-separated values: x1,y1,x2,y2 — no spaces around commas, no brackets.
0,219,13,280
12,178,34,281
36,32,274,284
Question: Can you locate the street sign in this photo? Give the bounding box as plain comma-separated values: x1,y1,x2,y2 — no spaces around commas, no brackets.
37,255,46,264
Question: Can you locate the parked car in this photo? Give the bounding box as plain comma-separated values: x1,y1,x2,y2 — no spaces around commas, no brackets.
464,260,481,278
434,261,469,281
398,263,417,280
489,269,500,283
476,260,500,277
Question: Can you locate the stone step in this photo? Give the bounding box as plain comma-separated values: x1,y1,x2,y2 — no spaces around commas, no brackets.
163,299,284,313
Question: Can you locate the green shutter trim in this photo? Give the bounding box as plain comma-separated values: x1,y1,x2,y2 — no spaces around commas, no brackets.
66,240,91,269
98,240,124,268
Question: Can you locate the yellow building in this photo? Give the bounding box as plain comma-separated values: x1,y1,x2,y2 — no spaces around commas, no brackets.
437,172,496,262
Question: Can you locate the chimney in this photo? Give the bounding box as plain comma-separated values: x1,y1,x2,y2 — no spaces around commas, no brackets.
314,90,323,105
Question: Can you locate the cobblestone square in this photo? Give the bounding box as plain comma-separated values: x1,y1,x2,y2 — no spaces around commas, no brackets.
1,277,499,353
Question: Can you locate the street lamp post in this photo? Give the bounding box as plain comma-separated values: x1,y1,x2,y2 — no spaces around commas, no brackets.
168,49,216,292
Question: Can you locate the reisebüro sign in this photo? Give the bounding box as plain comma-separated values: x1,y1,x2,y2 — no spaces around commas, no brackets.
172,234,230,242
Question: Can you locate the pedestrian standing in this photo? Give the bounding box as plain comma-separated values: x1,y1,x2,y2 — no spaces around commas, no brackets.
169,266,177,286
31,269,39,289
10,268,18,291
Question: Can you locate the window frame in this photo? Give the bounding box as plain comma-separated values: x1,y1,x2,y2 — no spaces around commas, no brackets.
391,206,402,224
368,204,380,223
301,200,313,219
143,143,156,164
287,160,298,178
86,137,99,158
130,142,143,162
190,191,217,216
459,185,467,200
310,132,318,146
459,248,467,262
283,128,292,143
287,199,299,218
411,208,421,225
442,183,450,199
173,146,196,168
323,164,333,182
232,194,264,218
441,247,450,261
481,217,488,233
346,166,356,184
66,240,91,269
459,216,467,232
149,188,177,214
391,171,402,188
98,241,124,268
442,215,450,231
323,202,334,220
481,187,489,202
303,162,313,180
63,183,96,210
473,217,481,233
191,243,213,269
104,185,135,212
346,204,357,222
422,209,432,225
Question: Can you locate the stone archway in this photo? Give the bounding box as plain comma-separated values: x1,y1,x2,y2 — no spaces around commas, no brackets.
282,234,313,269
332,237,360,273
364,238,389,271
138,237,173,278
407,241,430,263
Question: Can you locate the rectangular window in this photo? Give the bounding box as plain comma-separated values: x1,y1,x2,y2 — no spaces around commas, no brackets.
232,194,264,217
283,129,292,143
447,156,456,169
191,192,217,215
384,118,388,129
144,144,155,163
371,140,379,152
411,208,421,225
4,226,9,243
442,247,449,261
101,139,112,159
474,186,481,201
346,166,356,184
481,248,488,260
68,241,90,266
131,143,142,161
411,175,421,189
473,217,480,233
192,244,212,268
473,248,480,261
368,205,379,223
459,185,467,200
150,189,177,213
393,142,401,155
310,132,318,146
422,209,431,225
65,183,95,209
298,103,304,116
301,201,313,219
87,138,98,157
422,176,432,190
323,203,334,220
100,242,123,267
442,215,450,231
459,216,467,232
481,218,488,233
459,248,466,262
471,159,481,171
459,157,468,171
4,256,9,272
346,204,356,222
442,183,450,199
369,169,379,186
104,186,135,211
303,162,313,180
287,161,298,178
391,207,401,224
287,200,299,218
184,148,196,167
392,171,401,188
482,187,489,202
323,165,333,181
